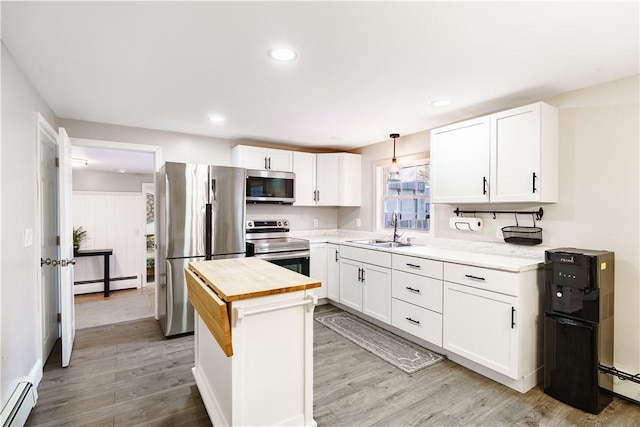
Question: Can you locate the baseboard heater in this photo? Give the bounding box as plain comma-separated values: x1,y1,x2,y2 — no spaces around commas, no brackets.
1,382,37,427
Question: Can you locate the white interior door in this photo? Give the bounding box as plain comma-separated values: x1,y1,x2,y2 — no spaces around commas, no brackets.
58,127,75,367
38,115,59,363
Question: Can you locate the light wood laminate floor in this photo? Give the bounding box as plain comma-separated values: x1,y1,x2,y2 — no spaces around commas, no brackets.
28,304,640,426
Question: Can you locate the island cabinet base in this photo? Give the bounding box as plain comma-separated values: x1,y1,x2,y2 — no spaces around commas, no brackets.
193,290,317,427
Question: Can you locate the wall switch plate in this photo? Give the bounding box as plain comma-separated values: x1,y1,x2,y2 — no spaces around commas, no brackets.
24,228,33,248
313,219,319,227
356,218,361,228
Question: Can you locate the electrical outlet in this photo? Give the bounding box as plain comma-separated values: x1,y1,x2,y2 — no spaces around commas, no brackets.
313,219,319,227
356,218,361,228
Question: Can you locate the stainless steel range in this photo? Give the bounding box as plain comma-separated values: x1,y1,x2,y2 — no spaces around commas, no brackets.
245,219,310,276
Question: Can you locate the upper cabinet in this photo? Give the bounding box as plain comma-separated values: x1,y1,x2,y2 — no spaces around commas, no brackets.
430,116,491,203
232,145,293,172
430,102,558,204
293,152,361,207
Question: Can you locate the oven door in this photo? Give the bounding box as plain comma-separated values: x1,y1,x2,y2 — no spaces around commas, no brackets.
254,251,310,276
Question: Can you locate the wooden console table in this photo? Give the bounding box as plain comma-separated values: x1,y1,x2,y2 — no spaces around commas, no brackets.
74,249,113,297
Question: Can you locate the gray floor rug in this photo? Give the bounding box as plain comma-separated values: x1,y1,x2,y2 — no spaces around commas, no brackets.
315,311,445,374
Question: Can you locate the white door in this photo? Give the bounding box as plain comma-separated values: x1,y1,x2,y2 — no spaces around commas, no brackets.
339,259,363,312
38,115,59,363
362,264,392,324
316,153,341,206
292,152,316,206
430,116,491,203
326,244,340,301
266,148,293,172
443,282,518,379
58,128,75,367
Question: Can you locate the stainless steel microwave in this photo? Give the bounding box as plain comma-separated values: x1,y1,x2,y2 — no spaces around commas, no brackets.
245,169,295,204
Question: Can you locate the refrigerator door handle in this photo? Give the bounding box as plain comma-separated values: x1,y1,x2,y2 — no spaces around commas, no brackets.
205,203,212,259
211,179,217,202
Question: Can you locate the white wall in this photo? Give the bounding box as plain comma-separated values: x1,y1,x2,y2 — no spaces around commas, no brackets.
72,169,153,192
1,43,58,406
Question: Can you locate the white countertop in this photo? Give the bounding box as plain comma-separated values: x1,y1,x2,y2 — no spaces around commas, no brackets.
293,230,545,272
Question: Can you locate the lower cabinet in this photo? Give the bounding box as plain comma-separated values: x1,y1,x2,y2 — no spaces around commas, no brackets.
443,281,518,378
391,299,442,345
326,244,340,301
310,243,327,298
442,262,543,392
339,246,392,324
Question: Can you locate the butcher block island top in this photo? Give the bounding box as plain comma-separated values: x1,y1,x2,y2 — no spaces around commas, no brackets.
185,257,319,427
189,257,320,301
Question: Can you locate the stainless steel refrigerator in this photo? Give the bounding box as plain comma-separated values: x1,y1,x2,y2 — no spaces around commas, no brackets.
156,162,246,336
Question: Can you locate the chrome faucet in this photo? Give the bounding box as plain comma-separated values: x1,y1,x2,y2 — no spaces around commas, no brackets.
392,211,402,243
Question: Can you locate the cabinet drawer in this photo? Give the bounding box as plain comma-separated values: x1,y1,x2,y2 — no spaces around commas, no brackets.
340,245,391,268
392,299,442,346
444,263,519,297
392,270,442,313
392,254,442,279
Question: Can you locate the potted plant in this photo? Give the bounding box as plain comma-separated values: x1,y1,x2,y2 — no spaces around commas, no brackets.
73,227,88,251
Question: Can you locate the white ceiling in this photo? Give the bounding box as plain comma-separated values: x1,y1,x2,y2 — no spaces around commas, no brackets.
3,1,639,157
71,145,154,175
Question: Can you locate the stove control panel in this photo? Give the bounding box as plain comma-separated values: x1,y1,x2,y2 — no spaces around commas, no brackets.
246,219,290,231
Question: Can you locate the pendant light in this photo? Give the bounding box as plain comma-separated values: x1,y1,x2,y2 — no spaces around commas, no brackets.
388,133,400,181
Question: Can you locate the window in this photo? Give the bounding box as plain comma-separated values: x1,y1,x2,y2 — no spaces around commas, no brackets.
379,159,430,232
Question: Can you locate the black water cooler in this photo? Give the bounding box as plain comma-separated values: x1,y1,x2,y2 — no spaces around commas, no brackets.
544,248,615,414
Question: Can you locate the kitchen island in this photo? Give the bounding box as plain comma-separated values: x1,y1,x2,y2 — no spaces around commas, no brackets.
185,257,321,427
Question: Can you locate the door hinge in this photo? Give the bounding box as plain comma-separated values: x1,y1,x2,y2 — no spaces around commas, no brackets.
56,235,60,245
57,313,61,322
55,157,60,167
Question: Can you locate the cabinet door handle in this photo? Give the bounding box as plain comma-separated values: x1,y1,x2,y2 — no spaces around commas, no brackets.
405,286,421,293
464,274,485,281
511,307,516,329
357,268,362,282
483,176,488,195
264,157,268,169
532,172,537,193
361,269,365,283
316,190,319,202
406,263,421,269
268,157,272,170
335,251,339,262
406,317,420,325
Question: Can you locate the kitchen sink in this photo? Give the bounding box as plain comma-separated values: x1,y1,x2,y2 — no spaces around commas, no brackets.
347,239,416,248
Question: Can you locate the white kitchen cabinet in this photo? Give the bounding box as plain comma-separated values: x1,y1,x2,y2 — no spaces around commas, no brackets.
430,101,558,204
490,102,558,202
442,262,543,393
339,245,391,324
232,145,293,172
293,152,361,206
391,254,444,346
310,243,327,299
444,281,518,378
326,243,340,301
430,116,491,203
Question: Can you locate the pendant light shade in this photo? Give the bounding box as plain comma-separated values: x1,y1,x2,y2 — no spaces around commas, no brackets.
388,133,400,181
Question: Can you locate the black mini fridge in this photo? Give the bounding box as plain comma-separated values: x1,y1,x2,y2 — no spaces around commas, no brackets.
544,248,615,414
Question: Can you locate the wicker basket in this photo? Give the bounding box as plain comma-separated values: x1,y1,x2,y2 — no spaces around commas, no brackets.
502,226,542,245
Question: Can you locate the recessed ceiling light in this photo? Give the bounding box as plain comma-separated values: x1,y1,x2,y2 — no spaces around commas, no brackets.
329,136,343,141
268,48,297,62
72,158,88,167
209,115,225,123
431,99,452,108
117,169,127,174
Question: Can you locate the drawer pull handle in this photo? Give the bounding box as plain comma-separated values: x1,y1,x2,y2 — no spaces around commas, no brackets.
511,307,516,329
406,263,421,269
405,286,421,293
465,274,485,281
406,317,420,325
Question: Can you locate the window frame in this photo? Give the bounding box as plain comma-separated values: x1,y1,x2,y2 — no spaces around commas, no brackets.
375,153,432,235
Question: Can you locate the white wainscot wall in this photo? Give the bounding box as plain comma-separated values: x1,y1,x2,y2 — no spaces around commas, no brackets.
73,191,145,294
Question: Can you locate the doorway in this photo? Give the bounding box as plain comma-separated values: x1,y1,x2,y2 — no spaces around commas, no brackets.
69,138,161,328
